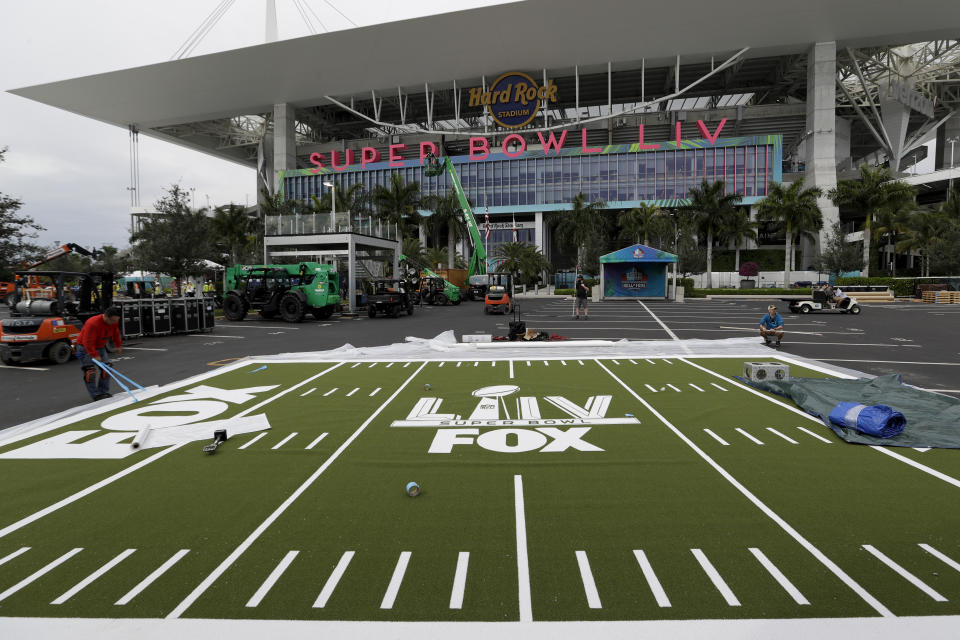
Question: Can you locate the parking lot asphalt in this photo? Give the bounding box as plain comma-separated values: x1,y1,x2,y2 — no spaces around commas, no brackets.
2,296,958,429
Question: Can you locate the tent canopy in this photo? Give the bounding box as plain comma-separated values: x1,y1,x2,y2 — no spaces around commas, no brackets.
600,244,678,264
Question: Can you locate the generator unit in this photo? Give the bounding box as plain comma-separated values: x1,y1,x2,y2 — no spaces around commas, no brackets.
743,361,791,382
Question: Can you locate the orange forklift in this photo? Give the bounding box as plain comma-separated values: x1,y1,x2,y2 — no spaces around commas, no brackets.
0,271,113,365
483,273,515,314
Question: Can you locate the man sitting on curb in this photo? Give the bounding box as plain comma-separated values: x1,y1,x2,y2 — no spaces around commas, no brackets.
759,304,784,347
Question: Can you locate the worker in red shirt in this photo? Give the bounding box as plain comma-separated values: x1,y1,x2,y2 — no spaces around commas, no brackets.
77,306,123,401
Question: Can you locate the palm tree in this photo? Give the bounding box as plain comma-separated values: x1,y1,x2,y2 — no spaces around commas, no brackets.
424,247,449,269
211,203,253,265
309,183,368,217
757,179,823,287
617,203,659,245
720,209,758,273
872,202,911,276
551,192,607,274
683,180,742,288
493,242,551,286
896,210,949,277
423,190,468,270
828,165,915,277
401,237,425,265
371,173,422,245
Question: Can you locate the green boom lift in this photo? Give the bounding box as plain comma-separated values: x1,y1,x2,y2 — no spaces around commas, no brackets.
423,152,486,278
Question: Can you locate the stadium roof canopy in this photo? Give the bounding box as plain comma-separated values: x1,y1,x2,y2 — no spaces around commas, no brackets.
9,0,960,166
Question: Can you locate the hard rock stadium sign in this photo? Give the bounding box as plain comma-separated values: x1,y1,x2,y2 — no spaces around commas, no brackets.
468,71,559,129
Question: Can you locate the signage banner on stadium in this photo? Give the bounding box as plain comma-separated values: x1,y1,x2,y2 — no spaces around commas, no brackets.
467,71,559,129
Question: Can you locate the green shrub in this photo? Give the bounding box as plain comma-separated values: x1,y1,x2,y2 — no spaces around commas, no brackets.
554,288,574,295
835,277,913,297
694,288,812,296
711,249,798,272
669,277,696,298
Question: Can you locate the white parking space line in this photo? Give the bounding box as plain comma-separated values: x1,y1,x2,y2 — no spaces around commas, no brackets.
0,546,30,567
314,551,355,608
380,551,412,609
449,551,470,609
766,428,799,444
0,365,49,372
919,544,960,573
862,545,947,601
189,334,245,339
246,550,299,607
749,548,809,605
797,426,833,444
821,359,960,367
123,347,168,351
369,387,381,397
115,549,190,605
638,301,682,343
271,433,298,450
691,549,740,606
575,550,602,609
633,550,671,607
515,474,532,622
305,433,328,450
238,432,267,450
736,428,764,445
300,388,316,397
0,548,83,603
703,429,730,445
52,548,137,605
346,388,359,397
689,383,705,392
216,325,300,330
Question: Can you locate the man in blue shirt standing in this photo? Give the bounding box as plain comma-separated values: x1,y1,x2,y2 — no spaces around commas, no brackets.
759,304,784,347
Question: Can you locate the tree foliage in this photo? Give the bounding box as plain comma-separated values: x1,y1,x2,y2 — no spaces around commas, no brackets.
493,242,551,286
757,178,823,286
815,220,864,277
682,180,742,287
0,147,46,280
371,173,422,244
551,192,607,274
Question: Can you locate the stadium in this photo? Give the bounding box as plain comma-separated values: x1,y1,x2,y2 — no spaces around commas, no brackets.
3,2,960,638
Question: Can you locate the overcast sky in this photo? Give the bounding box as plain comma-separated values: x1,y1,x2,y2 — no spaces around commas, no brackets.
0,0,513,251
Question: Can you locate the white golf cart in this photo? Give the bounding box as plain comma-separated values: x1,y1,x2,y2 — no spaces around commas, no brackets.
781,289,861,315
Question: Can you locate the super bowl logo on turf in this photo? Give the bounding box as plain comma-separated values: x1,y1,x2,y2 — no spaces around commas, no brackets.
468,72,558,128
391,385,639,454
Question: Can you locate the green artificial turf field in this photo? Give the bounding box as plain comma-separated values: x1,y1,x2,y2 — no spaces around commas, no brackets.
1,354,959,629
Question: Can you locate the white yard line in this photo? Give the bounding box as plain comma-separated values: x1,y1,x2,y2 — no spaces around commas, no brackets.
703,429,730,445
323,388,338,396
509,360,514,379
595,360,893,618
691,549,740,606
918,544,960,573
633,550,671,607
0,546,30,567
689,383,705,392
575,550,602,608
386,363,393,367
749,548,809,605
313,551,355,608
0,548,83,603
380,552,411,609
449,551,470,609
797,426,833,444
346,388,359,397
666,384,681,392
167,361,427,619
766,428,799,444
52,548,136,605
369,387,381,397
115,549,190,605
710,382,728,391
736,428,764,445
238,432,267,450
862,545,946,601
300,388,316,397
246,550,299,607
305,433,328,450
644,384,658,393
271,433,298,450
514,474,532,622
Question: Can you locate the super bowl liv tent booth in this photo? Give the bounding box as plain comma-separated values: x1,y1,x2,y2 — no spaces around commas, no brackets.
599,244,679,300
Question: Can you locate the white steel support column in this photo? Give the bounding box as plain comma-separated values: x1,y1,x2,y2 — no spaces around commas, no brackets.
347,234,356,314
273,103,296,193
805,42,840,255
941,118,960,169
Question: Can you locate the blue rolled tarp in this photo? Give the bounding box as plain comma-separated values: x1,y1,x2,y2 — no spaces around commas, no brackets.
827,402,905,439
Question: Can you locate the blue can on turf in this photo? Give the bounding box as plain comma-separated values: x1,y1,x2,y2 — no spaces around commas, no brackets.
405,481,421,497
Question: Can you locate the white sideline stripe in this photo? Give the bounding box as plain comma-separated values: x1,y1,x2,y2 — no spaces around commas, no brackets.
767,428,799,444
666,384,681,392
736,428,764,445
380,551,411,609
595,360,893,618
0,546,30,567
691,549,740,606
703,429,730,445
238,432,267,450
0,548,83,603
919,544,960,573
644,384,658,393
797,426,833,444
167,361,427,619
346,388,359,397
514,474,532,622
633,550,671,607
682,357,960,490
246,551,299,607
313,551,354,608
369,387,381,397
689,383,705,392
52,548,136,605
300,388,316,397
115,549,190,605
305,433,328,450
509,360,514,379
323,388,338,396
710,382,728,391
749,548,809,605
449,552,469,609
862,545,947,602
271,433,298,450
575,551,602,609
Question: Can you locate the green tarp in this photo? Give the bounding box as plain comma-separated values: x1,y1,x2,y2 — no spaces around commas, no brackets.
742,373,960,449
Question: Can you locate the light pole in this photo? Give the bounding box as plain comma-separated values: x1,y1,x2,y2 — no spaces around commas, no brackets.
323,181,336,231
948,137,958,169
